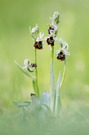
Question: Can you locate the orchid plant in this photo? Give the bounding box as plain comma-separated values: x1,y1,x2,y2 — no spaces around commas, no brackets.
15,11,70,119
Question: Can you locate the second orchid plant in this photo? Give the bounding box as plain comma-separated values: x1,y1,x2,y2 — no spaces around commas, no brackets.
15,11,70,117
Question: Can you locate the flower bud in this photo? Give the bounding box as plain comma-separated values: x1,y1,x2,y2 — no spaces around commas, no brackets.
30,25,39,40
53,11,60,25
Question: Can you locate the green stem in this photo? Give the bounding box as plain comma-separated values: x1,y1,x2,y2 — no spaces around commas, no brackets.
51,46,54,65
51,46,56,113
35,49,39,98
60,59,66,89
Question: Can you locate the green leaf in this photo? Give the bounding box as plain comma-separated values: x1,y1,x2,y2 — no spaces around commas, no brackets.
55,73,62,115
40,92,50,107
15,61,35,80
13,101,31,107
31,94,41,109
56,73,61,97
41,104,51,115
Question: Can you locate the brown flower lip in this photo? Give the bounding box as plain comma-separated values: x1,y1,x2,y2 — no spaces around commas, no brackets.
57,51,65,61
47,36,55,46
34,41,43,49
31,63,37,67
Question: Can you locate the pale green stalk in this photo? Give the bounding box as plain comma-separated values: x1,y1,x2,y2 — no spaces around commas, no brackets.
60,60,66,89
35,49,39,98
50,46,56,113
51,46,54,66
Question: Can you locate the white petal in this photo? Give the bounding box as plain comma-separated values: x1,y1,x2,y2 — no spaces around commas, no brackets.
53,24,58,31
56,50,61,54
63,50,70,55
39,32,44,39
54,37,58,41
36,32,44,41
24,59,29,66
43,37,48,40
31,24,39,33
59,38,64,45
31,28,36,33
50,30,55,36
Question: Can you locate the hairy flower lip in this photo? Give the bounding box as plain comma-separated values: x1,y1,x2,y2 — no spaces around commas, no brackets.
57,51,66,61
34,41,43,49
34,32,44,50
46,36,55,46
31,63,37,67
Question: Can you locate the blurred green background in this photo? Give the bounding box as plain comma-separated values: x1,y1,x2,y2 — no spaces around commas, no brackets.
0,0,89,112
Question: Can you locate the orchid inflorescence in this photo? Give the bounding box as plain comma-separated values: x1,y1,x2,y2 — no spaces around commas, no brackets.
15,11,70,117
